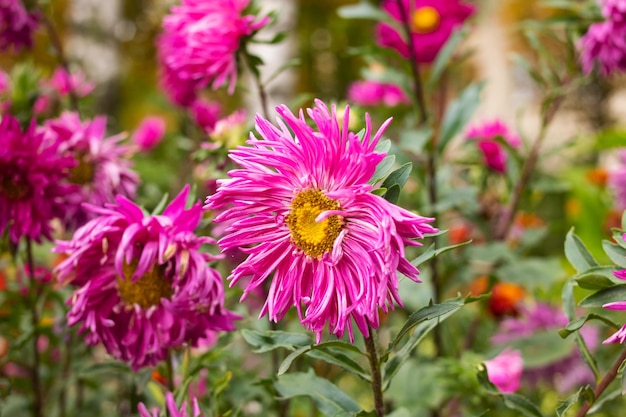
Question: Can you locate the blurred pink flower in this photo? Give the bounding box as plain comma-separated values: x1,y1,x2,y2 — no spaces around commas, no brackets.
157,0,269,104
0,116,76,243
54,186,239,370
483,349,523,393
139,392,203,417
132,116,166,151
33,94,51,115
347,80,409,107
466,119,520,173
205,100,437,342
602,0,626,22
0,69,9,95
609,150,626,210
579,20,626,76
376,0,474,63
46,68,95,98
190,98,221,133
0,0,39,52
602,268,626,343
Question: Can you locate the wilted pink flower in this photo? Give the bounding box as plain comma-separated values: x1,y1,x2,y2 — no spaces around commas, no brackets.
46,68,95,98
139,392,203,417
0,0,39,52
157,0,269,105
376,0,474,63
579,20,626,76
54,186,239,369
466,119,520,173
205,100,437,342
0,116,75,243
132,116,166,151
347,80,410,107
493,303,599,393
41,111,139,230
483,349,523,393
190,98,221,133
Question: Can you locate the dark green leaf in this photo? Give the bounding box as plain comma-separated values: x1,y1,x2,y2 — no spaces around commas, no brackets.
274,371,362,417
383,184,401,204
241,329,312,353
438,82,484,153
579,285,626,308
564,228,598,273
381,163,412,191
278,341,367,380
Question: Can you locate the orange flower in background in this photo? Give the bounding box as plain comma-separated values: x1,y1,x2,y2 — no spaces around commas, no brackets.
468,275,489,297
151,370,168,386
490,282,525,317
448,221,473,245
587,168,608,187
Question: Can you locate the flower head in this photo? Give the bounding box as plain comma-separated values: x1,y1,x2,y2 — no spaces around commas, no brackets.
54,186,239,369
139,392,203,417
157,0,269,104
579,20,626,76
0,0,39,52
466,119,520,173
132,116,166,151
0,116,75,243
41,111,139,230
190,98,221,133
601,0,626,22
347,80,410,107
45,68,95,98
601,268,626,343
376,0,474,63
483,349,523,393
205,100,437,342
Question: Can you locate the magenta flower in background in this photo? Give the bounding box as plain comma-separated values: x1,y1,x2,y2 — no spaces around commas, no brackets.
347,80,410,107
0,116,75,243
190,98,221,133
483,349,523,393
0,69,9,95
157,0,269,105
376,0,474,63
466,119,521,174
205,100,437,342
139,392,203,417
579,21,626,76
132,116,166,151
492,302,599,393
45,68,95,98
601,267,626,343
609,150,626,210
54,186,239,369
602,0,626,22
0,0,39,52
41,111,139,230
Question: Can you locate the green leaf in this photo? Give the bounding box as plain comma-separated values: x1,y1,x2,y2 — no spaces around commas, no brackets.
337,1,390,21
399,127,432,155
278,341,367,380
575,267,619,290
370,154,396,185
274,371,362,417
559,314,620,339
410,240,472,268
602,240,626,268
477,367,544,417
564,228,598,273
381,163,412,192
383,184,401,204
438,82,484,153
556,386,595,417
562,280,576,321
579,285,626,308
575,332,600,381
241,329,312,353
427,26,470,87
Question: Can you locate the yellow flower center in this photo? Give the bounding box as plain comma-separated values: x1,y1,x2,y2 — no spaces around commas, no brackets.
411,6,440,34
286,190,343,259
117,261,173,309
68,153,95,185
0,175,29,201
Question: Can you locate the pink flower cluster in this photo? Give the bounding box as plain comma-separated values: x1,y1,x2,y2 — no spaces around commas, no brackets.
0,0,39,52
347,80,410,107
579,0,626,76
465,119,520,174
157,0,269,106
483,349,523,393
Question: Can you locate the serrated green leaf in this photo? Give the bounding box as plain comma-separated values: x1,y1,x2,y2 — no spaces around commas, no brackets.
565,228,598,273
579,285,626,308
274,371,362,417
438,82,484,153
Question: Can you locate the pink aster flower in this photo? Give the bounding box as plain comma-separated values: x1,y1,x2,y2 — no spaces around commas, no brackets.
157,0,269,104
0,115,75,243
54,185,239,370
579,20,626,76
466,119,521,174
347,80,410,107
45,68,95,98
190,98,221,133
601,0,626,22
0,0,39,52
376,0,474,63
41,111,139,230
601,268,626,343
132,116,166,151
483,349,523,393
139,392,203,417
205,100,437,342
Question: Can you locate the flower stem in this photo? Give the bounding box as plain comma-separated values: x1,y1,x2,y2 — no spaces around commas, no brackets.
575,348,626,417
364,323,384,417
166,350,175,392
39,11,80,114
26,238,43,417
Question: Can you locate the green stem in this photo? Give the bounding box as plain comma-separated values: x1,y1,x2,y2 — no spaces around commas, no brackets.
364,323,384,417
26,239,43,417
166,350,175,392
575,348,626,417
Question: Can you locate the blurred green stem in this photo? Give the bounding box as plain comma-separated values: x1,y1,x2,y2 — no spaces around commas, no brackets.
364,323,384,417
575,348,626,417
166,350,175,392
26,238,43,417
